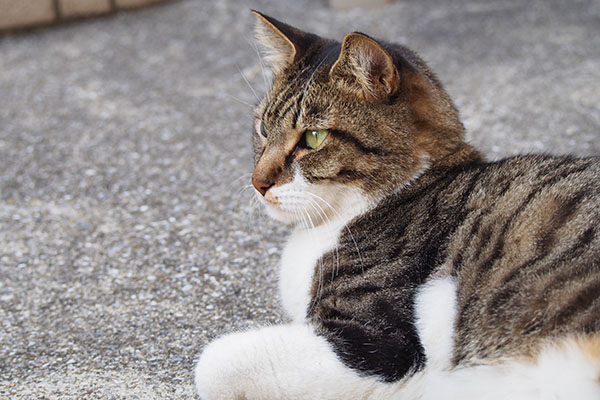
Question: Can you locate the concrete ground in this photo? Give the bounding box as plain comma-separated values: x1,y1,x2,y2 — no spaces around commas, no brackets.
0,0,599,398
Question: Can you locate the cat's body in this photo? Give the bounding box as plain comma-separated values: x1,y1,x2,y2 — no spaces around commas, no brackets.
195,12,600,399
311,154,600,382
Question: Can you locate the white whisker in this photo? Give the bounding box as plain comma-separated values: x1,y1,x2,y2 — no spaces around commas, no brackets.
228,173,254,212
233,184,256,213
305,198,340,281
304,191,366,274
235,62,261,104
246,195,263,232
224,93,256,109
247,37,271,103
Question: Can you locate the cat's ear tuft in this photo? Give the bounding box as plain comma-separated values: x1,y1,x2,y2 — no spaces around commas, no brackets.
330,32,400,101
252,11,311,74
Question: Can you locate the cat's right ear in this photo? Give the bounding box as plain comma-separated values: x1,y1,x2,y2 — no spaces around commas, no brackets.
252,11,313,74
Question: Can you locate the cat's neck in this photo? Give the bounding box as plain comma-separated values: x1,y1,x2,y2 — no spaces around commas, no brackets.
413,142,484,191
382,142,483,209
280,142,482,322
293,184,374,232
281,198,368,322
432,142,484,169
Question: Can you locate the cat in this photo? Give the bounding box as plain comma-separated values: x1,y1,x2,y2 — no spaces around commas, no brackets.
194,10,600,400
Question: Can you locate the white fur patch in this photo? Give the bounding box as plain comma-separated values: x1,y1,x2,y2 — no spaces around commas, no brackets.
403,276,600,400
279,222,342,322
414,338,600,400
535,337,600,399
195,323,388,400
414,275,457,369
278,195,371,320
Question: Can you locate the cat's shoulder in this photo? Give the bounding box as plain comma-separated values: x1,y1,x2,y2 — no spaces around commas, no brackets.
358,153,600,223
476,154,600,191
439,153,600,189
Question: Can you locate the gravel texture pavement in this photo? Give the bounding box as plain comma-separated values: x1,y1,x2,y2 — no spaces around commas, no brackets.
1,0,599,398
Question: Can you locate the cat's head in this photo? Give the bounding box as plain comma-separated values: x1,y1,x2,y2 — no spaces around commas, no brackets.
251,11,467,226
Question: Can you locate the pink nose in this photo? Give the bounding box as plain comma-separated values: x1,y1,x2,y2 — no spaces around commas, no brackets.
252,177,274,196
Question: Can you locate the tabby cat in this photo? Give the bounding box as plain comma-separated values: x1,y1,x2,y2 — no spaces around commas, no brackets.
195,11,600,399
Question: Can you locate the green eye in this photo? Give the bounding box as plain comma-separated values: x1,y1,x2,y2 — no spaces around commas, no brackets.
305,129,329,149
260,122,267,137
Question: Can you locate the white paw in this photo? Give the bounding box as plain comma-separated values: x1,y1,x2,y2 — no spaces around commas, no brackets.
194,324,385,400
195,330,256,400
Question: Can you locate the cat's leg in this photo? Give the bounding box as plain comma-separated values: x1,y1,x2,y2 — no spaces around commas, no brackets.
194,323,391,400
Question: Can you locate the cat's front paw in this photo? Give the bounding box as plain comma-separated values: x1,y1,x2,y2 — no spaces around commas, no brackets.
195,324,337,400
195,324,384,400
195,331,254,400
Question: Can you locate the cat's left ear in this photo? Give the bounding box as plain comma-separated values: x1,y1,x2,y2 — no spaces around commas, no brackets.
252,11,315,74
330,32,400,101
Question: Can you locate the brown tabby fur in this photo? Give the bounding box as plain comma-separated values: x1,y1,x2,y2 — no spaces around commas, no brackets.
252,11,600,382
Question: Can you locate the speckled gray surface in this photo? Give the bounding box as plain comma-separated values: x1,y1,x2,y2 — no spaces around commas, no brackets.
0,0,599,398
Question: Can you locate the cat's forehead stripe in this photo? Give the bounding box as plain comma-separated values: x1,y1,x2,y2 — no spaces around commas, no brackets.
264,64,317,124
265,90,303,131
265,69,305,120
276,93,302,123
264,86,325,132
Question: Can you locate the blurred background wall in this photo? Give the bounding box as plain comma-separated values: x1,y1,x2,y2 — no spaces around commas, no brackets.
0,0,172,32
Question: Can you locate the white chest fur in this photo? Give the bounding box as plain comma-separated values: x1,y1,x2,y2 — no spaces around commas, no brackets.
266,171,373,322
279,221,345,322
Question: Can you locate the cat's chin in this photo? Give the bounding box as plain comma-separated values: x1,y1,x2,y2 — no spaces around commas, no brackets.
261,198,335,227
262,203,299,225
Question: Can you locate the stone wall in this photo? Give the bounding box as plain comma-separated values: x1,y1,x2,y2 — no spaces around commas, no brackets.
0,0,172,31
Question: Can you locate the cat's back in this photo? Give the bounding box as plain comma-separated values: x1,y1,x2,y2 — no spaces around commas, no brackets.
310,153,600,379
445,154,600,363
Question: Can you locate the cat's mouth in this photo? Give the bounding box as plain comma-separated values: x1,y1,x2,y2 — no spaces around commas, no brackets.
253,181,319,225
263,191,280,207
258,191,299,225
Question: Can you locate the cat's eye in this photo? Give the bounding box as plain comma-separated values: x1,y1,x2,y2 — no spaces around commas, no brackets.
260,121,267,138
305,129,329,149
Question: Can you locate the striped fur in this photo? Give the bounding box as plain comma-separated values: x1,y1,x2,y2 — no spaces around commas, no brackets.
194,12,600,399
312,154,600,380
